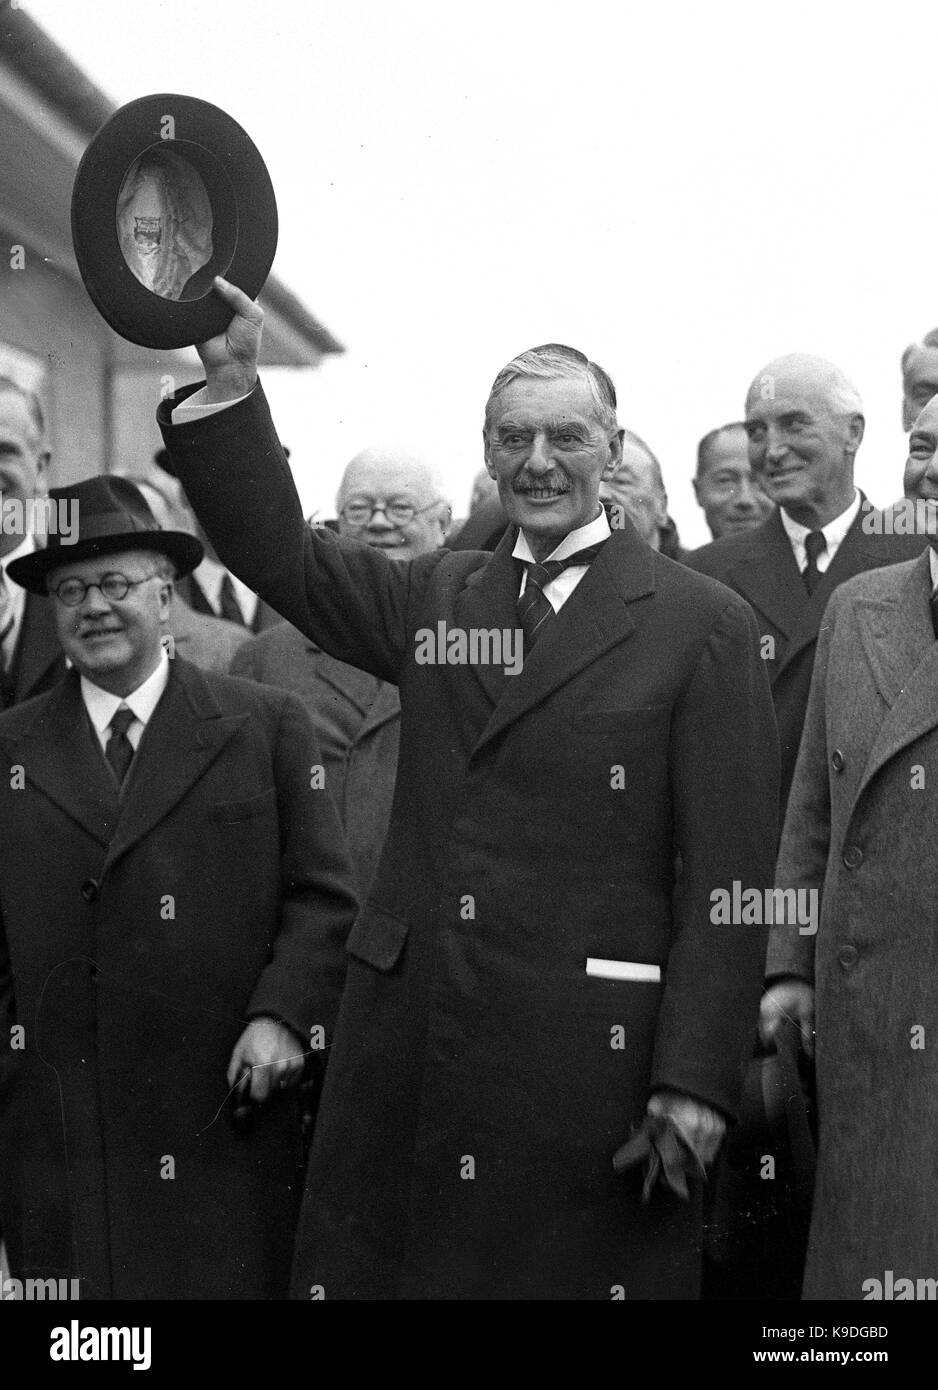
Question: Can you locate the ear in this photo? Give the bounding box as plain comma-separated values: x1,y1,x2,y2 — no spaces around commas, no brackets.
34,448,52,493
482,428,497,479
845,412,865,456
157,577,174,621
601,429,625,480
692,478,702,504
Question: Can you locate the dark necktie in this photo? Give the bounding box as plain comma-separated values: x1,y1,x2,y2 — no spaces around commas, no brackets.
930,586,938,640
218,572,247,626
802,530,827,596
106,706,136,786
517,540,608,649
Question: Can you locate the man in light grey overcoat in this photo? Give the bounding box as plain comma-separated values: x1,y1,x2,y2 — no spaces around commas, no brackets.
761,394,938,1299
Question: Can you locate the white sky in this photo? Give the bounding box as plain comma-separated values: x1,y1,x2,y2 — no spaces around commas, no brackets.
22,0,938,546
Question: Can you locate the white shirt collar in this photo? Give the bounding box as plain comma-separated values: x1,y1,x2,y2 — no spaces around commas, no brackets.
193,555,257,623
779,489,861,552
0,531,38,658
929,548,938,591
512,505,612,566
80,648,170,741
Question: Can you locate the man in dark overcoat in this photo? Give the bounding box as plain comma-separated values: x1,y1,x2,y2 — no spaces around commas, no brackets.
0,476,357,1299
687,354,925,812
157,278,780,1301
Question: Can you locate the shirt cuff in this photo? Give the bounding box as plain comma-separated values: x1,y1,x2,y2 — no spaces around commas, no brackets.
171,385,253,421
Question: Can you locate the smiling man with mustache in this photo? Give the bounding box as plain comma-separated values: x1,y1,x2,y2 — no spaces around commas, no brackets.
152,284,784,1301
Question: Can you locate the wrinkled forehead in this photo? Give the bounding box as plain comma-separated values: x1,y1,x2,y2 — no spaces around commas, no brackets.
0,387,40,447
905,347,938,388
702,429,750,473
489,375,606,430
339,453,439,504
745,371,841,421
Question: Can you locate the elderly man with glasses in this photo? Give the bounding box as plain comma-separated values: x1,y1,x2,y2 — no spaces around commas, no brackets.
0,474,357,1299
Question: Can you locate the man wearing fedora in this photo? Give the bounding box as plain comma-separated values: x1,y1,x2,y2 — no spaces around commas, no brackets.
0,475,358,1299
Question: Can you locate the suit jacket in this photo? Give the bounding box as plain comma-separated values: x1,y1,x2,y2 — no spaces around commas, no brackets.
1,589,65,709
169,593,251,671
176,572,280,634
231,622,400,897
0,658,357,1299
766,551,938,1298
159,380,779,1300
686,505,925,811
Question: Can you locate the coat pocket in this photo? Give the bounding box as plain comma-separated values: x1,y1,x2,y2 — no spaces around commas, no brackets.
209,787,277,823
345,904,410,972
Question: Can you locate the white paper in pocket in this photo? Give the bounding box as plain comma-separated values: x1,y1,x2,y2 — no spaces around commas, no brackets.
585,957,661,983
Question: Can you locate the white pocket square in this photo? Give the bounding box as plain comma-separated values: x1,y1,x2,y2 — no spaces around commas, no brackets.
585,957,661,983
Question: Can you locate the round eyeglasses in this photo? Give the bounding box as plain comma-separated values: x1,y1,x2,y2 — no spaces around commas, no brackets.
48,571,162,607
339,499,441,526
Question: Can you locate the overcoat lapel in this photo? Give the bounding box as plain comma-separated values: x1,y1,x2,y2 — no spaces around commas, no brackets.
13,670,119,846
722,513,805,651
854,551,938,796
454,527,524,709
102,661,248,871
776,504,893,678
471,528,654,755
12,592,63,701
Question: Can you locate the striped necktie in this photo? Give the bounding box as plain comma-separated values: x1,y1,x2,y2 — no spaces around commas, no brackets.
516,540,608,649
106,706,136,786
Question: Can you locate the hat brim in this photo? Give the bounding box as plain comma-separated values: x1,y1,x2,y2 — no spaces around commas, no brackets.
6,529,204,595
71,93,278,350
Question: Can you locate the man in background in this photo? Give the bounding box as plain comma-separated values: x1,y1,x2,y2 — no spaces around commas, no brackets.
0,376,63,709
232,444,450,895
600,428,684,560
153,448,280,632
901,328,938,433
692,421,774,541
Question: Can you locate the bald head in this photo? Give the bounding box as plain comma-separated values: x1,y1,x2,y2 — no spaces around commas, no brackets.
336,444,451,560
746,354,863,418
744,354,864,529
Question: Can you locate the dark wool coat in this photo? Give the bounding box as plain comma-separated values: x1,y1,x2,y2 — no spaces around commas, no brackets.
0,658,357,1299
160,381,779,1301
767,552,938,1299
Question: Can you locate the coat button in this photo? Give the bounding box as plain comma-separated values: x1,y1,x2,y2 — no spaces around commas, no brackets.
80,878,99,903
838,944,859,968
842,845,863,869
831,749,845,772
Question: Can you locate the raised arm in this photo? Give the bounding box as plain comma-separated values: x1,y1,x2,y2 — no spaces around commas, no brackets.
157,278,440,685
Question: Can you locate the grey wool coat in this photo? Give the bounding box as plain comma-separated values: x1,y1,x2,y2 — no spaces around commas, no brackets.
159,380,780,1301
767,550,938,1299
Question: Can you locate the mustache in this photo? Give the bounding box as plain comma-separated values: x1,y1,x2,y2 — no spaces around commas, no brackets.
513,477,571,493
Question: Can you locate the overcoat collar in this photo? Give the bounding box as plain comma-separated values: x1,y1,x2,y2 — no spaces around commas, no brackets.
458,521,655,754
12,659,248,867
853,549,938,794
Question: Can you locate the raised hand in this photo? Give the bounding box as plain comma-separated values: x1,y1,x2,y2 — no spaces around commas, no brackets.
196,275,265,403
